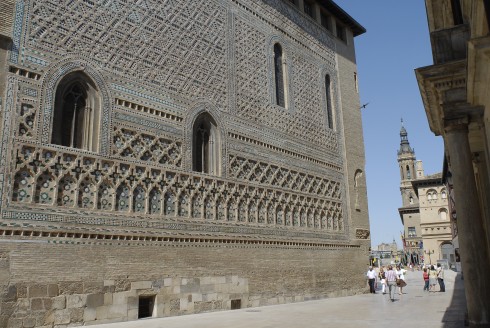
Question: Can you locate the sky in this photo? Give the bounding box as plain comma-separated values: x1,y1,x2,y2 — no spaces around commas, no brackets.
333,1,444,248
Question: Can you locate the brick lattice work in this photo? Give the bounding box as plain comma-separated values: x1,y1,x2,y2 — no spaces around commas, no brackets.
0,0,370,326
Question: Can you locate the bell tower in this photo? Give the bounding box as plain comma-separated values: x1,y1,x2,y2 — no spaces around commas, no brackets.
397,119,417,206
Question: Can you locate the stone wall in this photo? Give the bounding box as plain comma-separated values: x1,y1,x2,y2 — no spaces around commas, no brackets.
0,0,370,326
0,240,367,327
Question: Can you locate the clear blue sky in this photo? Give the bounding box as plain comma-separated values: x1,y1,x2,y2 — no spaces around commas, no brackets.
334,1,444,248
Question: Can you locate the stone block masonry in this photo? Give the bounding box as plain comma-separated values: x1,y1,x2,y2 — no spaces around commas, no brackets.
0,240,367,327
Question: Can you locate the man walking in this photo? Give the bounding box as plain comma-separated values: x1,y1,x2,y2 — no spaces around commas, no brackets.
385,265,397,302
436,263,445,292
366,266,377,294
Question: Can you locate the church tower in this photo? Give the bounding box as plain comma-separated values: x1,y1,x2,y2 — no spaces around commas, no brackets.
397,120,418,206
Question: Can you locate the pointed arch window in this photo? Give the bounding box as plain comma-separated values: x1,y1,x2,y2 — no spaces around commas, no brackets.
52,72,100,152
192,113,220,176
274,43,287,108
406,165,411,179
325,74,334,129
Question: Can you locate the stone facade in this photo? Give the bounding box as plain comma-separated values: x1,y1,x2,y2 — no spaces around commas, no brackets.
416,0,490,324
0,0,369,327
411,173,453,266
397,122,423,263
397,124,453,266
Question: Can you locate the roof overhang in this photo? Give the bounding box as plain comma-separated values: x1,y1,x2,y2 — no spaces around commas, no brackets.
319,0,366,37
398,206,419,225
411,174,443,197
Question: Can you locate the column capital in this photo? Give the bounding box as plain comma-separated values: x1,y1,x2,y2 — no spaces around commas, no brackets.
444,116,469,133
442,102,484,133
442,102,484,120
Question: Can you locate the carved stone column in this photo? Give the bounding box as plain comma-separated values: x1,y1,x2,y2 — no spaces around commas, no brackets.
444,117,490,326
472,151,490,253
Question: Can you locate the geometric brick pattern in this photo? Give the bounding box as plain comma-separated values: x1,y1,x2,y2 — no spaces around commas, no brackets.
28,0,229,106
11,144,344,231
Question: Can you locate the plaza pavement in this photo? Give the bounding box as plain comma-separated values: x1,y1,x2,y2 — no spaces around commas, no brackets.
88,269,466,328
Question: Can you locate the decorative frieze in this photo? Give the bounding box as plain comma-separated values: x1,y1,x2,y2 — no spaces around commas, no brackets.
10,143,345,233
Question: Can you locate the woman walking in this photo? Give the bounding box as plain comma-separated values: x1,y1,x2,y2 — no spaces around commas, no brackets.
379,267,386,294
429,265,438,292
395,265,407,295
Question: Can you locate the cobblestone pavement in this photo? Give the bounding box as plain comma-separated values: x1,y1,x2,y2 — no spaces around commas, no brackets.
88,270,466,328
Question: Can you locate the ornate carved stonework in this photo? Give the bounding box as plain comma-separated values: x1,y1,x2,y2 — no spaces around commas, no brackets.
356,229,371,240
0,0,369,325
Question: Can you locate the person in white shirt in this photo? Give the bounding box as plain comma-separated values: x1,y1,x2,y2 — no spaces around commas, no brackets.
436,263,445,292
395,265,407,295
366,266,377,294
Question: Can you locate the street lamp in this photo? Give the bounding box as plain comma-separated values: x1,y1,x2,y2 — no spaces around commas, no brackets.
424,249,434,265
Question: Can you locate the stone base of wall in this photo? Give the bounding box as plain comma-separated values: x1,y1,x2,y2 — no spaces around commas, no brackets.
0,238,367,327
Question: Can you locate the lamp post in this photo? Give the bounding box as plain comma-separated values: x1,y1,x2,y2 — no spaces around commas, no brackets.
425,249,434,265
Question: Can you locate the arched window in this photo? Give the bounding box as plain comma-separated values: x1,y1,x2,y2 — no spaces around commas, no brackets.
406,165,411,179
439,208,448,220
192,112,220,175
409,193,414,204
52,72,100,151
273,43,287,108
441,189,447,199
427,189,437,201
325,74,334,129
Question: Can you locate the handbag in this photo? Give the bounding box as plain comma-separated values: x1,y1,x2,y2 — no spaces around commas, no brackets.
397,279,407,287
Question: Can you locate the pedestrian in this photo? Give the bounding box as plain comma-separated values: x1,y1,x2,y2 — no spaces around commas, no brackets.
423,268,429,291
436,263,445,292
429,265,438,292
395,265,407,295
366,266,377,294
385,265,398,302
378,266,386,294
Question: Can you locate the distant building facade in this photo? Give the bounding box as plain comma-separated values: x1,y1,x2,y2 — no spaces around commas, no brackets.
411,173,453,267
397,123,423,264
0,0,370,326
415,0,490,324
397,123,453,266
377,240,397,253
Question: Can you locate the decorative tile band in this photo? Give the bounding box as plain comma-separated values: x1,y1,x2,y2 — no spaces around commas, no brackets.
0,227,359,249
9,0,25,64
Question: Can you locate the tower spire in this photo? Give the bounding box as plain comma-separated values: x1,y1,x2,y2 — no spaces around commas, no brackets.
398,118,413,154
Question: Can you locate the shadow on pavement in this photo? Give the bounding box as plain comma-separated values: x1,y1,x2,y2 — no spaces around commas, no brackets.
442,273,467,327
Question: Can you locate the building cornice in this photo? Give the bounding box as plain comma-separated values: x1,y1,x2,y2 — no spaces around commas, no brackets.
319,0,366,36
415,60,467,136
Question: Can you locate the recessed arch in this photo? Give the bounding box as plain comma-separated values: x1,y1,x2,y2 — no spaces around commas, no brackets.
267,36,293,111
52,71,101,151
41,58,112,155
439,208,448,220
184,103,226,177
325,74,334,129
273,42,287,108
191,112,221,175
